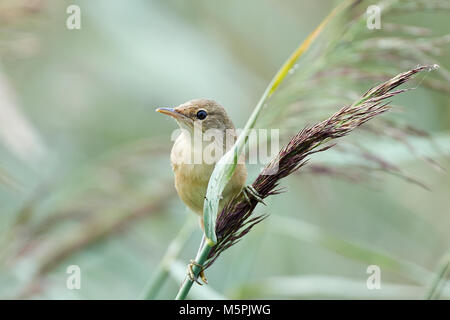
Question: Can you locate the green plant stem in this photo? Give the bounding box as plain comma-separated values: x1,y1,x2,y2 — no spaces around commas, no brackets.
175,236,214,300
425,254,450,300
140,216,196,299
169,260,226,299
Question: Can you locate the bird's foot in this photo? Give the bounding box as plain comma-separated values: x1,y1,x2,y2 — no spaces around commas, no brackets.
243,185,265,205
187,260,208,285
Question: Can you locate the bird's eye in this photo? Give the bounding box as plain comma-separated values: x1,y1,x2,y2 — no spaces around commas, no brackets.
196,110,207,120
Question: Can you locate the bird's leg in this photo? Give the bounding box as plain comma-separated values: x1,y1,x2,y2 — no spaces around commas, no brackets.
243,185,265,205
186,235,208,285
187,260,208,285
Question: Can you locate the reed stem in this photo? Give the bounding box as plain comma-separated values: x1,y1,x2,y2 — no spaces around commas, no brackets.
175,236,214,300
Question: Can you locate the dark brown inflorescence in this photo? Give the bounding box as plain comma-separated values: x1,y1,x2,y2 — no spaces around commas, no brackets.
204,65,438,269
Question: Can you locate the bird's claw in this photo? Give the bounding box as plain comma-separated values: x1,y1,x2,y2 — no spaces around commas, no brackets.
243,185,265,205
187,260,208,285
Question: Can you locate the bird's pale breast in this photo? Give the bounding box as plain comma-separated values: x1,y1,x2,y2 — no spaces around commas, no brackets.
171,132,246,216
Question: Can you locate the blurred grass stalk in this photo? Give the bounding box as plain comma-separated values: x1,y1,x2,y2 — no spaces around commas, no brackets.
172,0,355,301
425,254,450,300
139,216,196,299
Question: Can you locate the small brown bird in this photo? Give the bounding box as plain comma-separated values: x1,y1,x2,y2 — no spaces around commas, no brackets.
156,99,247,229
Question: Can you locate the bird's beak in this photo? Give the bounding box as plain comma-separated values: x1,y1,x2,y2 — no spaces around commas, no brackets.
156,107,193,129
156,107,182,119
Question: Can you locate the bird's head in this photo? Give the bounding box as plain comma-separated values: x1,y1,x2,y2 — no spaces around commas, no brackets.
156,99,235,133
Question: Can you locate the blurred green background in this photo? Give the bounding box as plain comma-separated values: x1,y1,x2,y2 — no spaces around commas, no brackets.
0,0,449,299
